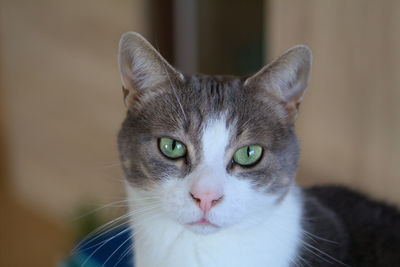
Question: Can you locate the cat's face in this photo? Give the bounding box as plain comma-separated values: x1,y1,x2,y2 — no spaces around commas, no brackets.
117,32,312,235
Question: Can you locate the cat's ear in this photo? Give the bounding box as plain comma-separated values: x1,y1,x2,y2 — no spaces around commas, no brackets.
118,32,184,108
244,45,312,122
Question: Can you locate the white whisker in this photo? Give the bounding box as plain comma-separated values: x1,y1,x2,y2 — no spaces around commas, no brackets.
81,227,132,267
113,245,133,267
302,230,338,245
101,235,132,267
71,200,131,221
301,241,349,266
96,161,127,170
81,211,162,266
72,203,161,254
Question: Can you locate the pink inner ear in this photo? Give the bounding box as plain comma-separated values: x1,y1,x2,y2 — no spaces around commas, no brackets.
281,79,306,122
284,102,300,122
122,86,139,109
244,46,311,122
285,79,301,99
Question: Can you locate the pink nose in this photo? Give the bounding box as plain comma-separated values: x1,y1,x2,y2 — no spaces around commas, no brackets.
190,189,224,214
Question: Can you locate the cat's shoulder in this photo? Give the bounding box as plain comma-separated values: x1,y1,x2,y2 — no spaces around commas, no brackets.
302,185,400,266
303,185,400,225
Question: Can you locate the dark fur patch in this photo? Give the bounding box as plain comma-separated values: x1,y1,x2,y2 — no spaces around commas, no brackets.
301,186,400,266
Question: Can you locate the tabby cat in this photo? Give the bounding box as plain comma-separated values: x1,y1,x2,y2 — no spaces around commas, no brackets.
117,32,400,267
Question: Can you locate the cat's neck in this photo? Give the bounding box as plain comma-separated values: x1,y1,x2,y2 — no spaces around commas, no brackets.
127,185,304,267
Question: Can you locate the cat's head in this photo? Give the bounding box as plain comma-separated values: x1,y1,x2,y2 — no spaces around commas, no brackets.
117,32,312,235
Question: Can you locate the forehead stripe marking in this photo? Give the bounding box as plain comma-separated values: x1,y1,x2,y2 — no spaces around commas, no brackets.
201,117,230,168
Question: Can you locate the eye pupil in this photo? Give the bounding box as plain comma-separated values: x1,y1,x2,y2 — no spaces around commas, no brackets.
172,140,176,150
233,145,263,166
159,137,187,159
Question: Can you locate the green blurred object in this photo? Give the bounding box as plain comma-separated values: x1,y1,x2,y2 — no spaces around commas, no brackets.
74,203,104,241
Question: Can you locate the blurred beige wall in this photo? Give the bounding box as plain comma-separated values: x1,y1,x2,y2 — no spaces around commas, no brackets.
267,0,400,205
2,0,400,227
0,0,150,222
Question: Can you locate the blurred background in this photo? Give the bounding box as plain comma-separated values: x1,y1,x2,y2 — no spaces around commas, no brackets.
0,0,399,266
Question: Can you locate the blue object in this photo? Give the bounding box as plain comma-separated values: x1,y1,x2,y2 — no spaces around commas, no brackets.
61,226,134,267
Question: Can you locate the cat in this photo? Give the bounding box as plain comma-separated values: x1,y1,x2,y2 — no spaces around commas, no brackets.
117,32,400,267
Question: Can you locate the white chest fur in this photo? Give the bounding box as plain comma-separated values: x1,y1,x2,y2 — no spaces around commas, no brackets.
128,187,303,267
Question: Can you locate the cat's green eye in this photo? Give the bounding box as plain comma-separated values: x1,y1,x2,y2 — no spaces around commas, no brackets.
159,137,187,159
233,145,263,166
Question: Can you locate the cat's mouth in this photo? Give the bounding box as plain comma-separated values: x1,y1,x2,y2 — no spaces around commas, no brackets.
186,217,221,234
187,218,218,227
